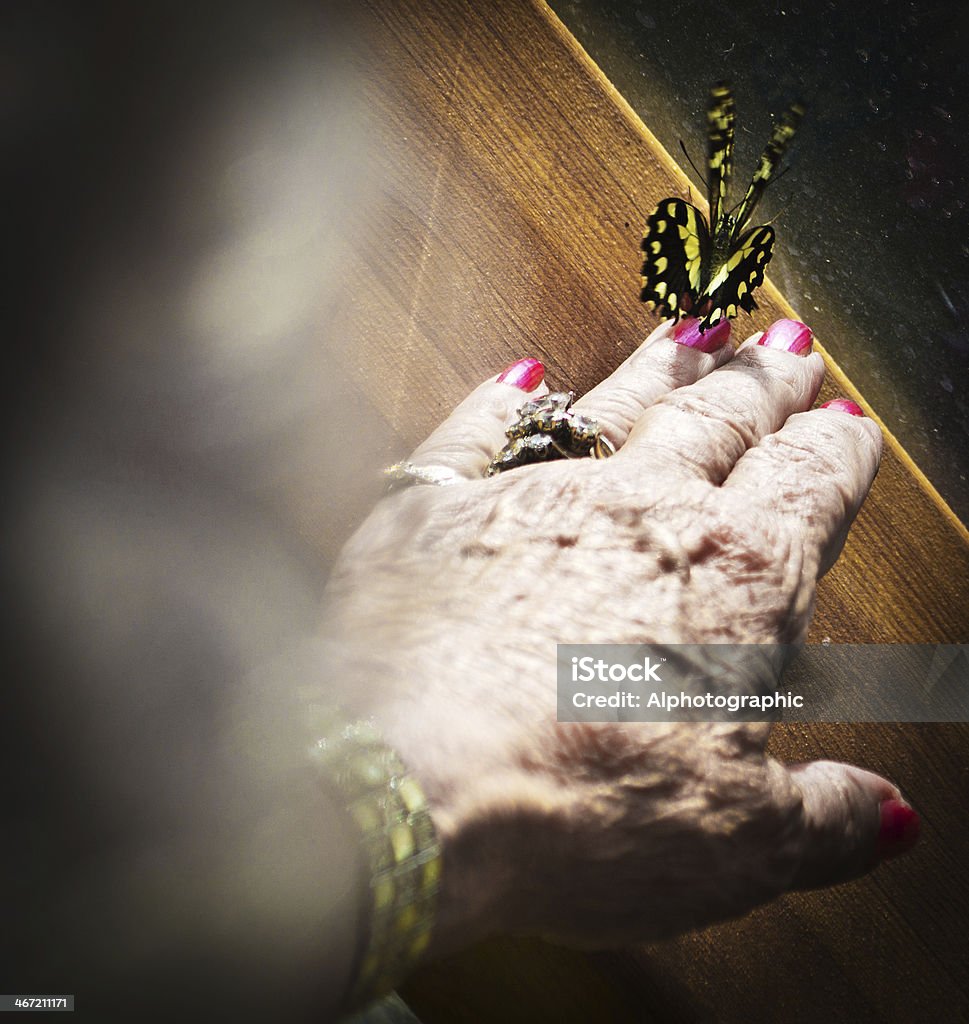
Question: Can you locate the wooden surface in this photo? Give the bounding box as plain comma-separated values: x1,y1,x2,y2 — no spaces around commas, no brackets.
321,0,969,1020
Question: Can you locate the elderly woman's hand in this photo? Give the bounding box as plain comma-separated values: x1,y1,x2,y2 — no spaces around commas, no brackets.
319,318,917,959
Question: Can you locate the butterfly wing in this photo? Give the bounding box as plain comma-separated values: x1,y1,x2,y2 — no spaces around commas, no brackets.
697,224,775,329
640,198,710,320
706,82,736,233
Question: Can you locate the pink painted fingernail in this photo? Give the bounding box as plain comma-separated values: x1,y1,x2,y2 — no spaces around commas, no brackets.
875,798,920,861
672,316,732,353
820,398,865,416
497,358,545,392
758,318,813,355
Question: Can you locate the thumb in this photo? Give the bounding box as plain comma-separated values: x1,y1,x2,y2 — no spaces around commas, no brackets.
784,761,921,889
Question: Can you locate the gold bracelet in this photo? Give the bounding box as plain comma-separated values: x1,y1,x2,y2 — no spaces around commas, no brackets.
307,709,442,1010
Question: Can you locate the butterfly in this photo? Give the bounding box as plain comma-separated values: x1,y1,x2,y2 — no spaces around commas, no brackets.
640,82,804,332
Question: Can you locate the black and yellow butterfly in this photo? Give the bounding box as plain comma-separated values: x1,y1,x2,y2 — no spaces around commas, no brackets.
640,82,804,331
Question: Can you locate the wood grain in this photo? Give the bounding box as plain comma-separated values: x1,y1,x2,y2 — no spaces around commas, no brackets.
321,0,969,1019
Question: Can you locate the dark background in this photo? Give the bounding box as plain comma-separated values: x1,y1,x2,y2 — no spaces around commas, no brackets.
551,0,969,525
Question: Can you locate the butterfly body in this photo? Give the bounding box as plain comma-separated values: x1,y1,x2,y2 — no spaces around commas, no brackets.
640,83,803,332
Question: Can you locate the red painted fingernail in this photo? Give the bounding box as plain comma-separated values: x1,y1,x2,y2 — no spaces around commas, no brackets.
758,318,813,355
875,798,921,861
497,358,545,392
673,316,732,353
820,398,865,416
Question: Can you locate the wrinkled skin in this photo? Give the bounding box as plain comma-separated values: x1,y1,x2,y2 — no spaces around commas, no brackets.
320,320,899,958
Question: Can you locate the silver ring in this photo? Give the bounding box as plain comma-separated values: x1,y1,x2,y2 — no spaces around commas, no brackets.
384,461,461,491
486,392,616,476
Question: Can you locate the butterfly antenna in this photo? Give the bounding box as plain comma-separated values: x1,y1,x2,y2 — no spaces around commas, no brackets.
757,197,800,228
771,164,794,185
727,164,794,219
679,140,706,188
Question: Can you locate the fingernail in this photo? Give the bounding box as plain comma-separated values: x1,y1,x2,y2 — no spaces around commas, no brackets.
497,358,545,392
875,798,921,861
758,318,813,355
673,316,732,353
820,398,865,416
